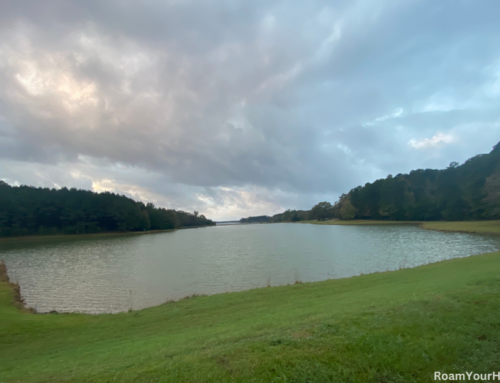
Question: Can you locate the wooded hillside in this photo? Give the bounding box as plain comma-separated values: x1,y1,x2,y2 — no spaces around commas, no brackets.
0,182,215,237
240,142,500,222
341,142,500,221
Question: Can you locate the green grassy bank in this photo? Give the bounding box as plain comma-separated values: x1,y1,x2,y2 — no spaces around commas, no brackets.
420,220,500,235
1,223,500,382
303,219,420,226
307,219,500,235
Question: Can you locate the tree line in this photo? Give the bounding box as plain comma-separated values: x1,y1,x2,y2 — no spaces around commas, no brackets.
0,182,215,237
241,142,500,223
240,210,310,223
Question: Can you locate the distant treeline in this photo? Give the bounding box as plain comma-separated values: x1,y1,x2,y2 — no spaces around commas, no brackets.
242,142,500,223
0,182,215,238
240,210,310,223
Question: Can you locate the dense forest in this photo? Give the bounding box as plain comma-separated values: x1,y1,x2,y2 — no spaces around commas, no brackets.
0,182,215,237
242,142,500,223
341,142,500,221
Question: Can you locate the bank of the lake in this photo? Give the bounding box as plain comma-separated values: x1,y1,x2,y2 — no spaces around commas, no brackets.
306,219,500,235
4,221,499,314
2,220,498,245
1,226,500,381
0,225,220,244
420,220,500,235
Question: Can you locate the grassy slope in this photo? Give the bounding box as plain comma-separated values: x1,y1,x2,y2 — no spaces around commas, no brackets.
307,219,500,235
303,220,420,226
420,220,500,235
1,225,500,381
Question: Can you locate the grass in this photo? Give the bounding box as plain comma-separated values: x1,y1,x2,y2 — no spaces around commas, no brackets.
306,219,500,235
1,222,500,382
1,256,500,381
303,219,420,226
420,220,500,235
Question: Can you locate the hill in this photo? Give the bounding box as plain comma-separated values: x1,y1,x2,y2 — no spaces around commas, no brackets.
242,142,500,222
340,142,500,221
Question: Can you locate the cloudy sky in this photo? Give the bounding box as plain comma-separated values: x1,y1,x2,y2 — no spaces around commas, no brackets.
0,0,499,220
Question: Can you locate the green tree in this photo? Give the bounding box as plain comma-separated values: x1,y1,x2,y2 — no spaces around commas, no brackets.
311,202,333,221
138,210,151,231
483,170,500,216
331,141,500,221
340,200,356,220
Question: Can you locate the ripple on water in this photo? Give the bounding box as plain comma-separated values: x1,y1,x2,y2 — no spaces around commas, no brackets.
1,224,500,314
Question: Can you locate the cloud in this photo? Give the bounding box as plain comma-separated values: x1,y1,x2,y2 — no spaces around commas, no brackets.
0,0,499,220
362,108,403,126
408,132,457,150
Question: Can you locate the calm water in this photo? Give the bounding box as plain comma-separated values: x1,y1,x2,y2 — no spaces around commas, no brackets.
1,223,500,314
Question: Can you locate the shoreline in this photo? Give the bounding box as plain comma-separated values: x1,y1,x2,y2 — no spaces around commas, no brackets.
304,219,500,236
0,260,34,313
2,220,499,243
2,219,500,315
2,249,500,316
0,225,217,244
2,222,500,381
1,249,500,381
1,219,499,316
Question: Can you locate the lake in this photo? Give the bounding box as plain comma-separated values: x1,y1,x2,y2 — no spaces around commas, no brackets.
1,223,500,314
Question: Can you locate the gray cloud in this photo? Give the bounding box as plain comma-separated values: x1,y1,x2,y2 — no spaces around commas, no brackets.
0,0,499,220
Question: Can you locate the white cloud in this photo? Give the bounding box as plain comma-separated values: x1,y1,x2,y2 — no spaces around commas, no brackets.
363,108,403,126
314,22,342,61
408,132,457,150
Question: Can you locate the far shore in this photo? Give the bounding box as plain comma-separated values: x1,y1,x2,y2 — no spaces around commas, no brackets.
2,220,500,244
0,225,215,244
302,219,500,235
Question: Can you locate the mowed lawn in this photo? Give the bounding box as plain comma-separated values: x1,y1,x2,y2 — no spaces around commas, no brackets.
1,223,500,382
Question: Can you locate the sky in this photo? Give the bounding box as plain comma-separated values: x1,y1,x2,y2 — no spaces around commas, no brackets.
0,0,499,221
